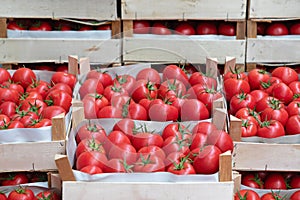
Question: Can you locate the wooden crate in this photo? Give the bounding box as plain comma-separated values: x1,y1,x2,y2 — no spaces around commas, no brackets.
229,116,300,172
121,0,246,66
0,0,121,65
0,113,68,172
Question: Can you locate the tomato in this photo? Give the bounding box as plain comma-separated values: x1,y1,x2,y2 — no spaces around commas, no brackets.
256,96,283,113
229,93,256,115
76,151,108,170
137,145,166,160
162,136,190,156
168,96,187,116
133,20,151,34
19,91,44,104
11,68,36,89
218,22,236,36
162,65,189,86
264,173,287,189
290,22,300,34
41,105,66,120
189,72,217,88
125,102,148,120
285,115,300,135
193,145,221,174
79,25,93,31
82,93,109,119
259,76,282,95
55,64,69,73
271,82,294,104
192,121,218,135
29,21,52,31
272,66,298,85
223,68,248,82
241,119,257,137
186,83,206,99
242,173,264,189
134,154,165,172
7,21,26,30
35,190,60,200
75,122,107,144
180,99,209,121
206,130,233,153
7,187,35,200
0,68,11,84
290,190,300,200
0,88,20,104
81,166,102,175
28,118,52,128
50,71,77,90
266,22,289,35
257,22,266,35
102,158,132,173
0,101,17,118
107,130,131,146
75,138,106,159
112,118,136,140
136,68,161,85
261,106,289,126
196,21,218,35
86,70,113,88
79,78,104,99
167,157,196,175
290,175,300,188
261,192,282,200
1,173,29,186
48,82,73,96
174,22,196,35
249,90,269,103
289,81,300,95
131,132,164,151
151,22,172,35
108,143,137,165
0,193,6,200
224,78,250,101
234,189,260,200
26,79,50,99
2,81,24,95
148,100,178,121
158,79,186,99
7,120,24,129
45,89,72,112
97,105,122,119
161,123,192,140
257,120,285,138
54,22,73,31
248,69,270,90
113,74,136,94
130,80,157,103
189,133,207,151
96,24,111,31
20,98,47,115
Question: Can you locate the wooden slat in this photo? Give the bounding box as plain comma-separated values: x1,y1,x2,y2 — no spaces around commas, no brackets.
236,21,246,39
0,0,117,20
0,38,121,64
219,151,232,182
246,63,257,72
0,18,7,38
68,55,79,76
247,20,257,38
0,141,65,172
247,38,300,63
121,0,246,20
232,142,300,171
55,154,76,181
51,113,66,141
123,38,246,64
229,115,242,142
122,20,134,37
71,107,85,130
111,20,121,39
249,0,300,19
63,181,234,200
212,108,227,130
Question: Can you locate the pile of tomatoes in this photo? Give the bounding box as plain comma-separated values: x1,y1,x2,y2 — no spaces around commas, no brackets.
133,20,236,36
0,67,76,129
79,64,222,122
257,20,300,35
224,66,300,138
234,171,300,200
73,119,233,175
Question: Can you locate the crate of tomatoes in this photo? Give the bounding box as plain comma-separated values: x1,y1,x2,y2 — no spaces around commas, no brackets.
0,66,76,172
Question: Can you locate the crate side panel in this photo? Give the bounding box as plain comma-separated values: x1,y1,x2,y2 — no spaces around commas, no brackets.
0,0,117,20
63,182,234,200
0,141,65,172
123,38,246,64
0,39,121,64
122,0,246,20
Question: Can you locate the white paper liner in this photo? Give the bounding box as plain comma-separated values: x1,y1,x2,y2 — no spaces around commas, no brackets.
241,134,300,144
0,182,50,196
256,35,300,40
7,30,112,39
240,184,299,199
131,34,237,40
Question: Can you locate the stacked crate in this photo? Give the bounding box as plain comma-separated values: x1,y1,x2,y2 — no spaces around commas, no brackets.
121,0,247,68
0,0,121,67
246,0,300,71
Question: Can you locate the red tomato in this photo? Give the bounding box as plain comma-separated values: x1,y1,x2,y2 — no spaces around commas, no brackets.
162,65,189,86
7,21,26,30
133,20,151,34
290,190,300,200
1,173,29,186
107,130,131,146
45,89,72,112
102,158,131,173
158,79,186,99
242,173,264,189
206,130,233,153
290,175,300,188
0,68,11,84
189,133,207,151
256,96,283,113
0,101,17,118
48,83,73,96
271,82,294,105
19,91,43,104
79,78,104,99
290,22,300,34
257,23,266,35
11,67,37,89
261,106,289,126
257,120,285,138
248,69,270,90
7,187,35,200
196,21,218,35
234,189,260,200
175,22,196,35
82,93,109,119
55,64,69,73
112,118,136,140
108,143,137,165
151,22,172,35
229,93,256,115
97,105,122,119
289,81,300,95
103,84,128,102
249,90,269,103
113,74,136,94
180,99,209,121
0,114,10,127
138,145,166,160
35,190,60,200
76,151,108,170
75,138,106,159
264,173,287,189
148,99,179,121
266,22,289,35
167,158,196,175
28,118,52,128
271,66,298,86
136,68,161,85
192,121,218,135
131,132,163,151
241,119,258,137
0,193,6,200
134,154,165,172
7,120,25,129
75,122,107,144
189,72,217,88
86,70,113,88
41,105,66,120
261,192,282,200
218,22,236,36
186,83,206,99
224,78,250,101
161,123,192,140
26,79,50,99
125,102,148,120
193,145,221,174
50,71,77,90
0,88,20,104
131,80,158,103
259,76,282,95
162,136,190,156
96,24,111,31
29,21,52,31
20,98,47,115
285,115,300,135
79,25,93,31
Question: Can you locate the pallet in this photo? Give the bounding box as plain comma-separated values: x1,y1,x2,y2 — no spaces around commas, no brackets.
229,116,300,172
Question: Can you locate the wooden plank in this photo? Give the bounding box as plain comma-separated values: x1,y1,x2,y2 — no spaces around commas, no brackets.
55,154,76,181
0,38,121,64
246,63,257,71
121,0,246,20
63,181,235,200
247,20,257,38
236,21,246,39
68,55,79,75
0,141,65,172
123,38,246,64
122,20,134,37
111,20,121,39
249,0,300,19
247,38,300,63
52,113,66,141
49,173,62,193
71,107,85,130
0,0,117,20
0,18,7,38
232,142,300,171
229,115,242,142
219,151,232,182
